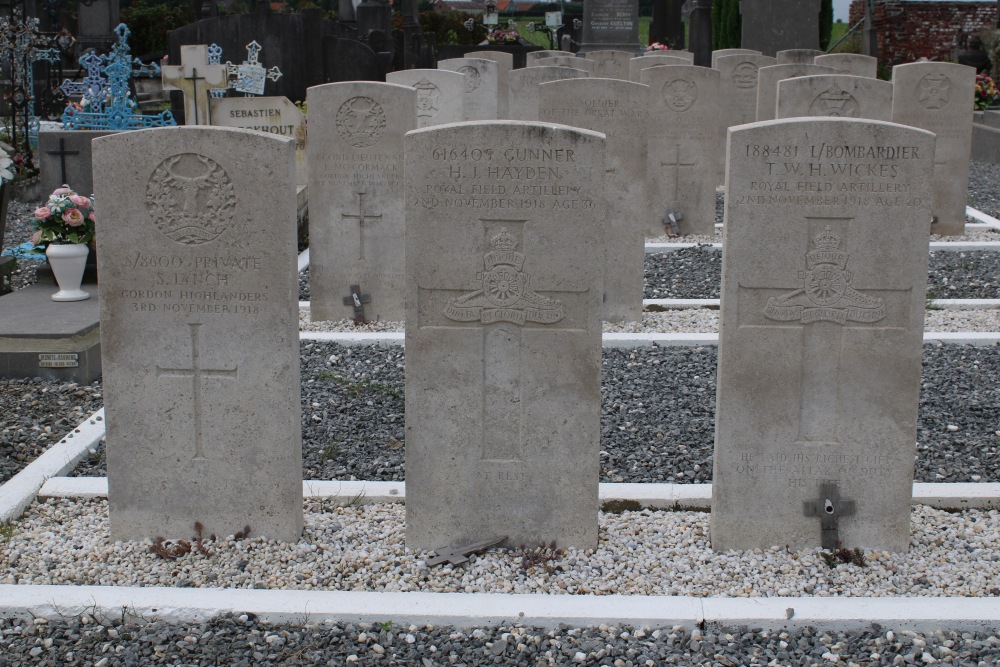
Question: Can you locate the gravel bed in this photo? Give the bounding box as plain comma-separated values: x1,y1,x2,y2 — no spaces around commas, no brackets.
0,378,103,484
2,198,45,291
69,341,1000,485
1,616,998,667
968,160,1000,219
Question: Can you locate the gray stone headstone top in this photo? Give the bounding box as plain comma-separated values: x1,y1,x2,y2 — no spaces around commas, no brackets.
628,54,692,81
386,69,466,128
586,50,634,80
526,50,574,65
439,58,501,121
716,53,777,128
776,74,893,121
740,0,821,56
467,51,514,117
755,63,840,122
814,53,879,79
508,66,591,121
711,48,761,69
711,117,935,553
93,126,303,542
776,49,824,65
532,56,596,73
404,120,607,550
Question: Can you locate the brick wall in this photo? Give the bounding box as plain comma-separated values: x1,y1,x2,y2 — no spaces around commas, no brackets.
849,0,997,67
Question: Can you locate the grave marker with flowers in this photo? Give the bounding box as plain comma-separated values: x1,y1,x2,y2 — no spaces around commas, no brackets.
30,186,96,301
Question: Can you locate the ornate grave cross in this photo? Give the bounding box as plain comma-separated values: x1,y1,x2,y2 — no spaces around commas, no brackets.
803,481,856,550
161,44,227,125
227,40,283,96
155,323,238,461
736,218,911,445
426,535,507,566
658,143,696,234
61,24,175,130
418,221,586,461
342,284,372,321
45,137,79,185
341,191,383,261
208,43,225,99
59,50,107,111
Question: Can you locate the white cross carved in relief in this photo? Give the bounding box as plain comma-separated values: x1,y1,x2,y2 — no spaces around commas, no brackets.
340,191,383,261
155,323,238,460
737,219,910,444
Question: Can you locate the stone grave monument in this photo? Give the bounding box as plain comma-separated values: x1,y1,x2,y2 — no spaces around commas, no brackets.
755,63,839,122
587,50,633,79
93,126,303,542
891,62,975,237
579,0,642,54
438,57,500,121
628,54,692,82
814,53,878,79
404,121,606,550
711,48,760,69
210,96,308,185
682,0,713,67
538,78,648,322
508,66,590,121
716,53,777,129
776,49,824,65
532,55,596,73
306,82,416,323
161,45,228,126
711,117,935,552
467,51,513,117
526,50,574,65
39,131,118,198
386,69,465,128
777,74,893,121
740,0,821,57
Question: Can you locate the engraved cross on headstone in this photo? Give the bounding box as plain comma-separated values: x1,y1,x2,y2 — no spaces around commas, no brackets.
156,323,238,460
45,138,79,186
736,217,911,445
161,45,228,125
659,143,696,233
341,191,383,261
417,220,587,462
803,481,856,550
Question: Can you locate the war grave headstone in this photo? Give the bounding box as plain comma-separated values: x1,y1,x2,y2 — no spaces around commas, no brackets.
386,69,465,128
587,49,633,79
892,62,976,236
526,50,574,64
711,48,760,69
777,74,893,121
161,44,228,126
891,62,975,237
579,0,641,53
814,53,878,79
532,56,596,73
716,53,777,128
210,97,308,185
39,131,118,197
640,64,721,236
467,50,513,117
438,57,500,121
740,0,821,57
404,121,606,550
628,54,692,81
92,126,303,542
755,63,839,122
538,78,648,322
660,50,695,62
306,82,415,322
711,117,934,552
775,48,824,65
508,66,590,121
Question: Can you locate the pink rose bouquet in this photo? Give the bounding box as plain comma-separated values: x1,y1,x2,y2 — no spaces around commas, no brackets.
646,42,670,52
30,185,96,252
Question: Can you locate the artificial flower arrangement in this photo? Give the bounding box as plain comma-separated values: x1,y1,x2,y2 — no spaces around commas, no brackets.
646,42,670,52
30,185,96,252
975,73,999,110
487,29,521,45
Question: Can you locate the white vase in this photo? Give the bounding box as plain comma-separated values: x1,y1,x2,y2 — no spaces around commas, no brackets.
46,243,91,302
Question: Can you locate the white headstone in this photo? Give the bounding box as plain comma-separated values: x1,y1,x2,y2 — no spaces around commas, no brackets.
776,74,893,121
641,64,722,236
775,48,824,65
526,49,574,64
508,66,590,121
386,69,466,128
814,53,878,79
755,63,839,122
587,49,635,79
712,117,935,553
539,78,648,321
467,50,514,118
532,55,596,73
711,48,761,69
439,57,500,120
628,54,691,81
93,126,303,542
210,96,308,185
306,82,416,322
716,53,777,128
891,62,975,236
404,121,606,550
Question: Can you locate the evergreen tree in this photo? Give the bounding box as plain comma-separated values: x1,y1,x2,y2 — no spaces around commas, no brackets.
712,0,741,49
819,0,833,51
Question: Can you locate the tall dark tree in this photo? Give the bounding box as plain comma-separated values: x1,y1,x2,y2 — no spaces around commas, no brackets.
712,0,741,48
819,0,833,50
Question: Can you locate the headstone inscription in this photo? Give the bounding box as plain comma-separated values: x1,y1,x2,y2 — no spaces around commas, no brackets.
814,53,878,79
538,78,648,322
711,48,760,69
467,50,513,117
775,49,824,65
438,58,500,120
640,64,721,236
386,69,465,128
587,49,633,79
755,63,839,122
740,0,821,57
716,53,777,128
711,117,934,552
306,82,416,322
776,74,893,121
508,66,590,121
93,126,303,542
628,54,692,82
404,121,606,550
579,0,641,53
891,62,975,237
161,45,228,125
210,96,308,185
532,56,597,73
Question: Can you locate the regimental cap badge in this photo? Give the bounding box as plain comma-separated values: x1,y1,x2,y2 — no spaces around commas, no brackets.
805,225,848,270
484,228,525,272
491,228,517,252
